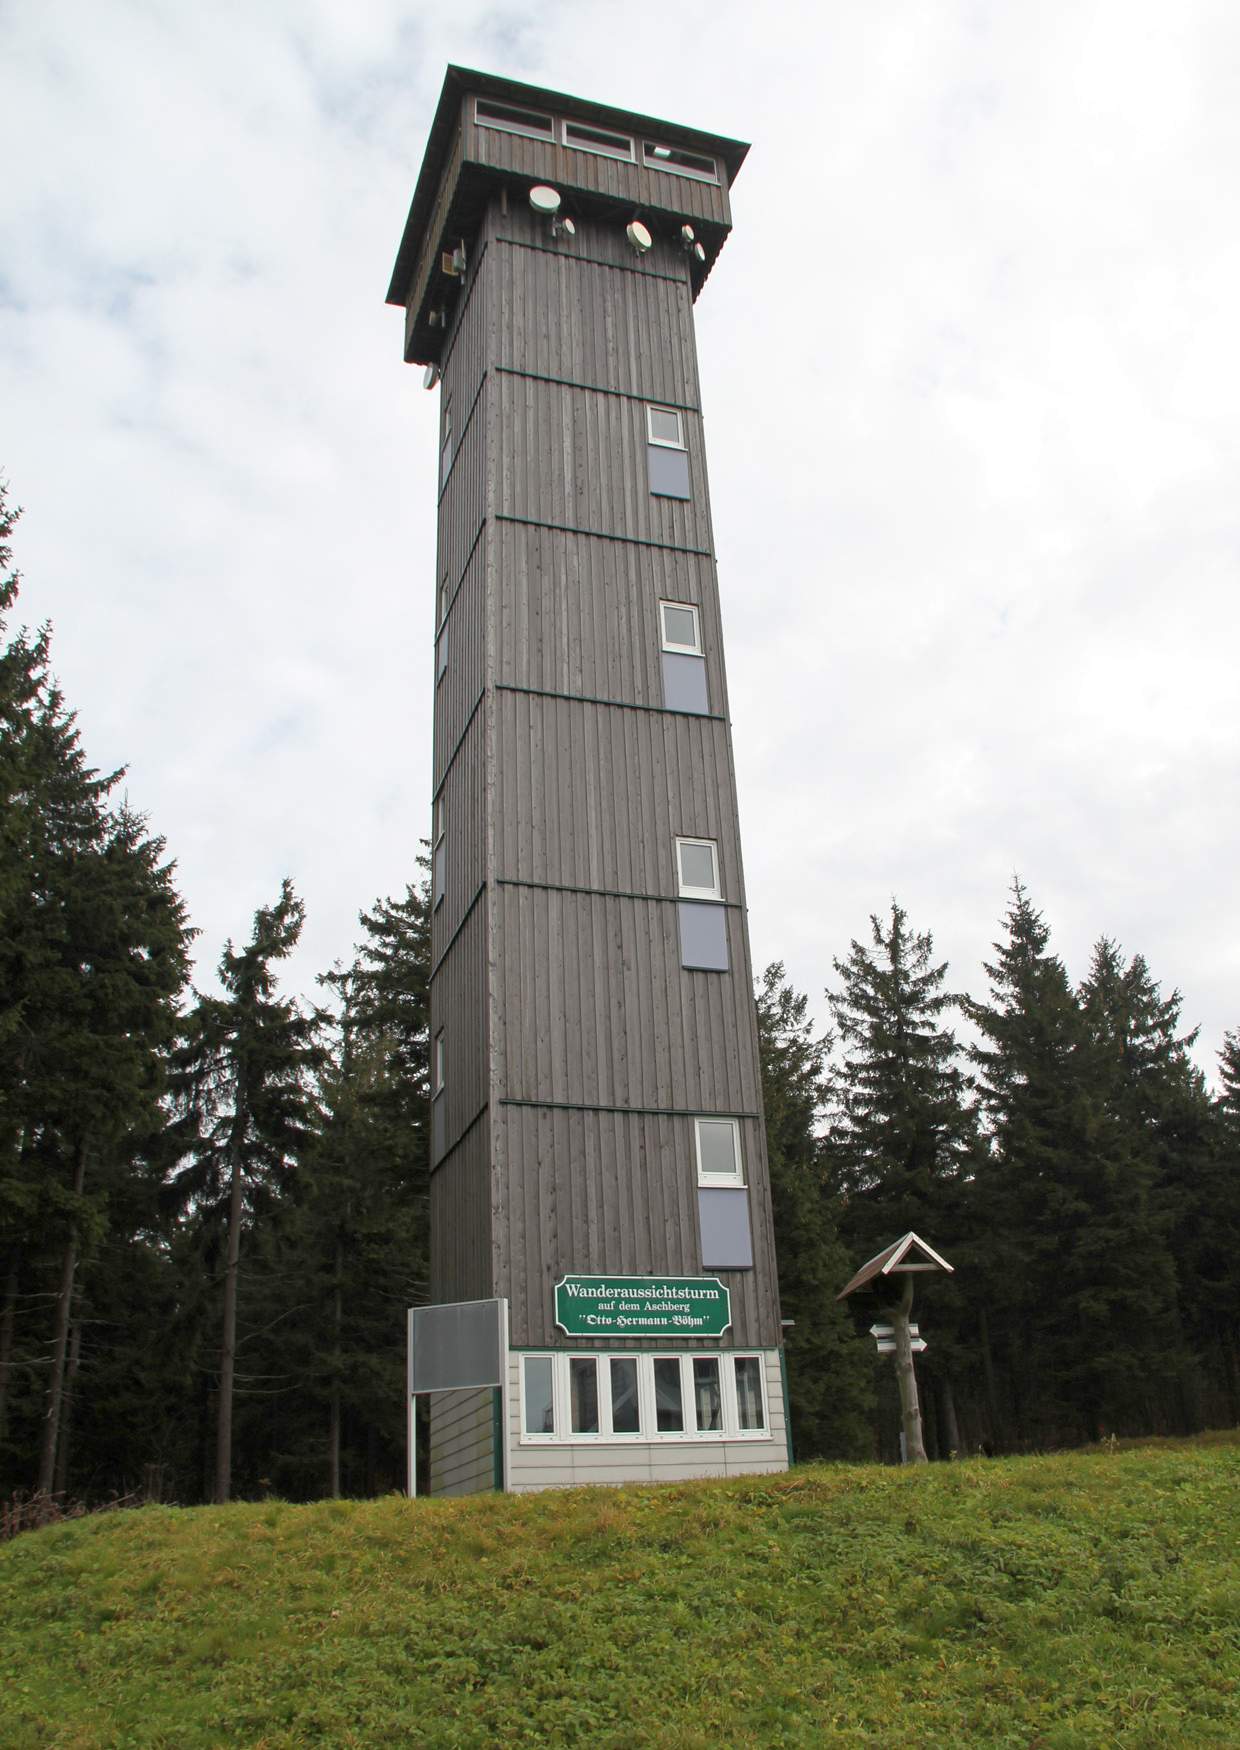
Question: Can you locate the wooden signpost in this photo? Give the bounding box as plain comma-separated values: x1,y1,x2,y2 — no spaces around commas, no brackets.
838,1232,954,1466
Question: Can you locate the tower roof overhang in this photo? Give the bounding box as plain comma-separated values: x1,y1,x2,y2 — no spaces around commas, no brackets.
386,66,750,364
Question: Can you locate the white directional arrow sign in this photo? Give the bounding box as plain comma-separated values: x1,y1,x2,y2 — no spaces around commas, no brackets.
869,1321,927,1355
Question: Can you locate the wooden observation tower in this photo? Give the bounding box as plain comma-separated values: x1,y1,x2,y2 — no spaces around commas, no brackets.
388,67,788,1491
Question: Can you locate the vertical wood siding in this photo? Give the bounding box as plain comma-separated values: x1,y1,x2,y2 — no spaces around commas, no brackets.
496,1108,778,1348
493,524,728,714
492,694,743,900
429,894,488,1164
430,1112,493,1306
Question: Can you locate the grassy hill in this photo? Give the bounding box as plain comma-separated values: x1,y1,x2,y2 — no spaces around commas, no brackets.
3,1434,1237,1748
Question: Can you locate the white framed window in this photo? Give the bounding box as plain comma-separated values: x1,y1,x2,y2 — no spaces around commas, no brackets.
474,97,554,141
643,140,719,184
436,624,447,683
439,398,453,489
434,795,446,844
695,1116,743,1186
520,1352,769,1443
647,405,685,449
562,118,634,162
659,600,701,656
676,837,720,901
433,1030,445,1095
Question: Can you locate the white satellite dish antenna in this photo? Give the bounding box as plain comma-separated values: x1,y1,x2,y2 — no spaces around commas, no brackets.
626,220,653,254
423,364,440,391
693,241,706,263
529,185,562,215
680,224,696,245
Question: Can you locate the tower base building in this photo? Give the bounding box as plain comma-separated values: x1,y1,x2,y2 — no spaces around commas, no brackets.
389,68,788,1492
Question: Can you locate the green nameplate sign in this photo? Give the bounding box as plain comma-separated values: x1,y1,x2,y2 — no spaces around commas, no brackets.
554,1275,732,1338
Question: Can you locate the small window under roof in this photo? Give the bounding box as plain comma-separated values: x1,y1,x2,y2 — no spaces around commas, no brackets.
643,140,719,184
475,97,554,141
562,118,635,162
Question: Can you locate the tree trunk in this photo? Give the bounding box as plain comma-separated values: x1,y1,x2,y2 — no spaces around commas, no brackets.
977,1304,1002,1450
328,1233,343,1498
37,1141,88,1493
0,1252,20,1443
888,1277,927,1464
53,1310,82,1496
938,1371,961,1458
214,1135,246,1504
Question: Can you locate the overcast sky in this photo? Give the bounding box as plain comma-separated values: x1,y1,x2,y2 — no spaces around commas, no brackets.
3,1,1237,1082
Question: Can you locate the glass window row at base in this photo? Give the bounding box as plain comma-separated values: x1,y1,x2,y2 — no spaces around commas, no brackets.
521,1350,768,1443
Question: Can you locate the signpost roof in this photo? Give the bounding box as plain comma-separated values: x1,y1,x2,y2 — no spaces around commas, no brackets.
836,1232,954,1300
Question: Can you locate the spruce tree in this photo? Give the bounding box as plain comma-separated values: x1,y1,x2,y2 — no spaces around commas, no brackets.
168,881,321,1503
756,963,874,1460
0,485,191,1491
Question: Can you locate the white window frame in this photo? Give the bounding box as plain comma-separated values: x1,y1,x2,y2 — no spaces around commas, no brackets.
676,836,721,901
694,1116,744,1187
433,1030,445,1095
519,1352,770,1444
561,117,635,162
647,405,686,449
642,140,720,185
659,600,702,656
434,794,445,845
474,96,554,142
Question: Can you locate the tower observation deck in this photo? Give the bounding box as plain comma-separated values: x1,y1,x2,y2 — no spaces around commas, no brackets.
388,67,788,1491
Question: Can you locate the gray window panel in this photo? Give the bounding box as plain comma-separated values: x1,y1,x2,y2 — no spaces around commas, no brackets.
653,1358,684,1432
678,901,729,971
662,652,708,714
523,1356,555,1433
570,1357,599,1433
693,1357,723,1431
610,1358,640,1433
431,1093,445,1161
697,1119,740,1179
698,1188,754,1269
735,1356,766,1430
432,841,445,908
409,1299,505,1393
648,443,691,499
436,627,447,681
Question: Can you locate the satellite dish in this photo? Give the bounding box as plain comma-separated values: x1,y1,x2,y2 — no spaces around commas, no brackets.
529,185,562,215
680,225,696,244
559,216,576,237
423,364,440,391
693,241,706,263
626,220,653,254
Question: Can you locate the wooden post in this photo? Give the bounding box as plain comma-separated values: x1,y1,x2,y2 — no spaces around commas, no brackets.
888,1277,927,1465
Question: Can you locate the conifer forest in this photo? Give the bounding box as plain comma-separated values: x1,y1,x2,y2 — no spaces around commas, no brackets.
3,482,1238,1506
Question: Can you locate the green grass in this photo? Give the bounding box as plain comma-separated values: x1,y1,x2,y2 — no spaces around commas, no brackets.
2,1434,1237,1748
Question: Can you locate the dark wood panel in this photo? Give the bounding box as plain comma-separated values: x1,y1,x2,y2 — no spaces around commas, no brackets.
494,1105,779,1349
430,1114,494,1306
493,886,760,1115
